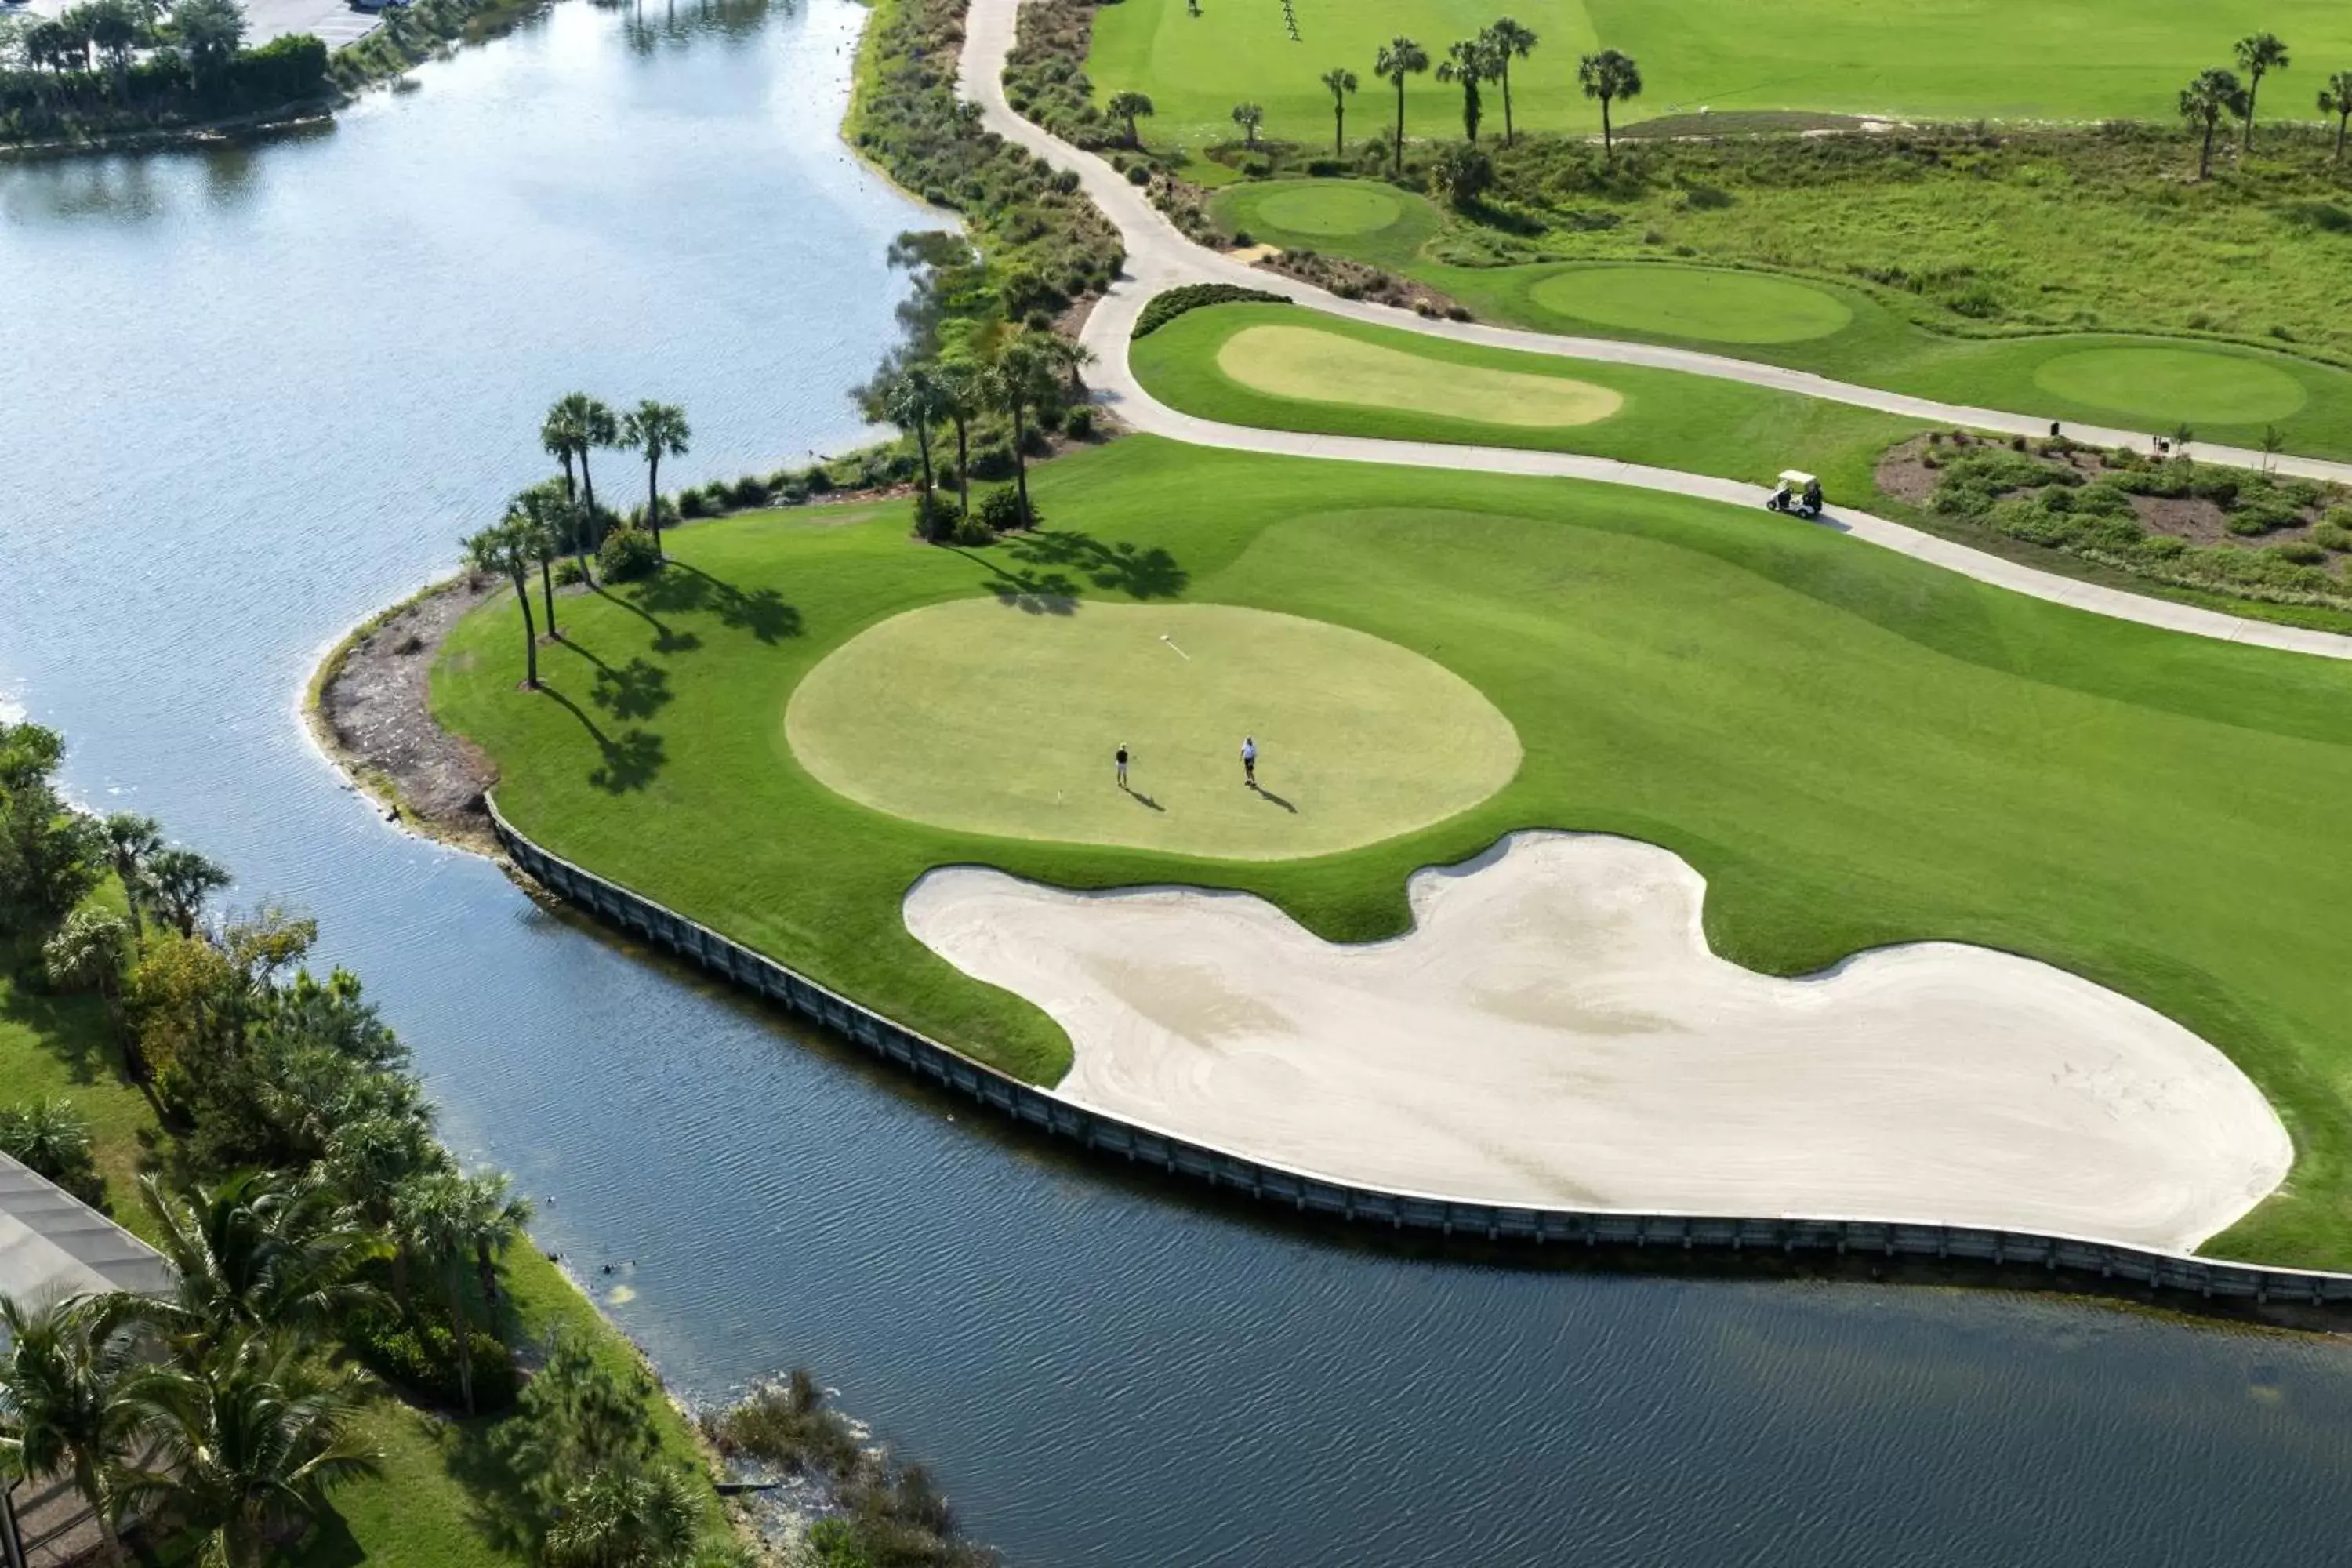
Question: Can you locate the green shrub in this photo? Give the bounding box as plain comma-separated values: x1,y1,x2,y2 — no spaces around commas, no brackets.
0,1098,101,1204
347,1305,517,1414
978,487,1035,532
802,466,835,495
951,509,996,546
911,491,960,542
677,489,709,519
2270,540,2329,565
1061,405,1095,440
597,528,661,583
554,558,587,586
1133,282,1290,338
2310,522,2352,552
728,475,771,508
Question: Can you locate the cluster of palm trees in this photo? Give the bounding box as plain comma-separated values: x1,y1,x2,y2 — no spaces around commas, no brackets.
1348,28,1636,173
2179,34,2352,176
465,394,691,688
872,328,1091,542
0,1162,529,1566
2,0,249,110
38,811,227,1075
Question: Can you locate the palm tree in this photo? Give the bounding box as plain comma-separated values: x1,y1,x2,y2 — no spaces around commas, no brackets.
1578,49,1642,164
140,846,228,939
989,336,1061,530
883,365,949,533
1320,67,1357,157
1374,37,1429,174
2319,71,2352,161
510,481,574,641
1482,17,1537,145
1106,89,1153,147
545,393,618,552
0,1293,146,1567
543,1466,701,1568
2179,67,2249,180
619,400,690,561
465,516,542,688
122,1330,379,1568
97,813,160,942
1231,100,1265,148
42,910,128,1000
386,1171,528,1424
1036,332,1095,401
140,1171,384,1345
1436,37,1494,142
2233,33,2289,150
935,355,985,521
321,1109,445,1316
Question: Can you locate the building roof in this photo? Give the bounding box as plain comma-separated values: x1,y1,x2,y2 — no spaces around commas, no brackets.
0,1154,172,1315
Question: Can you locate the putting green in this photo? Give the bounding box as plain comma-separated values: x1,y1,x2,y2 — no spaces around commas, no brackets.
2031,347,2310,426
1252,183,1404,238
784,599,1520,859
1217,324,1623,427
1528,267,1854,345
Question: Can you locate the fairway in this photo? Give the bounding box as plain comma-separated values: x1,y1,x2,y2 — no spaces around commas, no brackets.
1216,321,1624,426
783,599,1521,858
2031,347,2310,426
1528,266,1854,345
1253,183,1405,237
1088,0,2352,147
435,437,2352,1265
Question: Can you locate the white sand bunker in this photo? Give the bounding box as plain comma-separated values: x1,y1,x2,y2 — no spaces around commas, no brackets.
905,833,2291,1250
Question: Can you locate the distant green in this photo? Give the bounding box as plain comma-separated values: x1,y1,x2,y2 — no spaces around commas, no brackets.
1090,0,2352,148
1210,179,2352,456
437,437,2352,1268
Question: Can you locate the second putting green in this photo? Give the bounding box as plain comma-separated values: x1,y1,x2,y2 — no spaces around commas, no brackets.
1215,323,1624,426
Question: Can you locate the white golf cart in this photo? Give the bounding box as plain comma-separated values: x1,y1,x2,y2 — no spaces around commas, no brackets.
1765,470,1824,520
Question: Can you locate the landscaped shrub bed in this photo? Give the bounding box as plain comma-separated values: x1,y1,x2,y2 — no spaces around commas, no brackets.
852,0,1121,305
1132,281,1290,337
1893,431,2352,609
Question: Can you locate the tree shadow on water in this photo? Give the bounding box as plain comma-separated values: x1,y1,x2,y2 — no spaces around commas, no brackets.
631,564,800,644
1006,528,1188,600
541,684,667,793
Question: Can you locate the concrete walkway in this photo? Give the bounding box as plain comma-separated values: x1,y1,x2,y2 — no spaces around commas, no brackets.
957,0,2352,662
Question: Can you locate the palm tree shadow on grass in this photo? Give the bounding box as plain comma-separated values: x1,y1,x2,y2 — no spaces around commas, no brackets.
949,546,1079,615
539,684,666,793
558,641,673,724
627,564,800,644
1006,528,1188,600
589,584,700,656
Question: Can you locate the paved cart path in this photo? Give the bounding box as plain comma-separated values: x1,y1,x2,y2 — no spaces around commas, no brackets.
956,0,2352,661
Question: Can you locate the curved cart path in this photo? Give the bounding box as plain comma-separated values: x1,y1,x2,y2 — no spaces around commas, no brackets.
958,0,2352,661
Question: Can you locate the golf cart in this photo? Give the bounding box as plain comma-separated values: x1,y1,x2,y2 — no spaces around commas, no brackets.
1766,470,1824,520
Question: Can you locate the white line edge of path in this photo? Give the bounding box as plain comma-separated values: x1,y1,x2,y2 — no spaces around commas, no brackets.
956,0,2352,663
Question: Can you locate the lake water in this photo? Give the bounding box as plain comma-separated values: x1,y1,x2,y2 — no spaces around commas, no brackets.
5,5,2351,1563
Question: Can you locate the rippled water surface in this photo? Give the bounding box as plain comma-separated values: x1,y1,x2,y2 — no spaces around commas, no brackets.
5,6,2352,1563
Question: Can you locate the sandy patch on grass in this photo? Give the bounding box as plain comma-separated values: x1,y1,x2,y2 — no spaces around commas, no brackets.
904,833,2289,1250
1217,324,1621,427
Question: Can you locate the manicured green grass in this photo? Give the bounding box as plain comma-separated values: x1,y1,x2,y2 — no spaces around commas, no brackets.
1090,0,2352,148
2029,346,2310,425
1215,320,1624,425
1249,181,1414,238
1526,264,1853,344
1129,300,1920,498
437,437,2352,1266
1089,0,2352,148
0,971,161,1240
786,598,1521,858
1210,177,2352,456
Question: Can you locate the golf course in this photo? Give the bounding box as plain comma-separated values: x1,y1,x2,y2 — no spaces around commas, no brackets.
1088,0,2352,147
434,436,2352,1268
1208,178,2352,456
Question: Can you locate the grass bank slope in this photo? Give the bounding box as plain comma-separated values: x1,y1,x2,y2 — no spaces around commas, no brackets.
1090,0,2352,147
437,437,2352,1267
